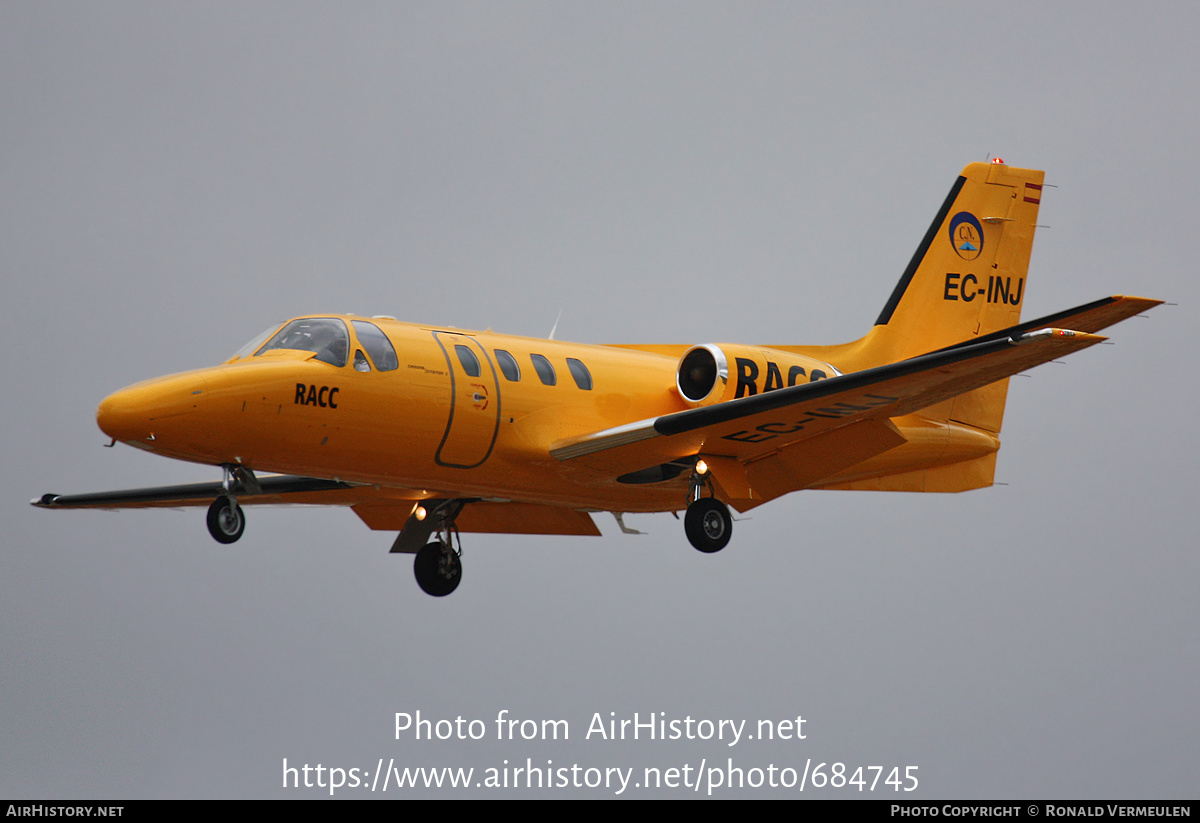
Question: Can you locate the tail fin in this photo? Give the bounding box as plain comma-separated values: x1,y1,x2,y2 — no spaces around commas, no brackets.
793,162,1046,372
875,162,1044,438
793,162,1044,440
872,161,1044,363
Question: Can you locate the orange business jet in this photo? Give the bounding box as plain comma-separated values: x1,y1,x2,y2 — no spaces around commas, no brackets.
35,162,1160,596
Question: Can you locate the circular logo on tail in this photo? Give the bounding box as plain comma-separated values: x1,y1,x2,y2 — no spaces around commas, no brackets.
948,212,984,261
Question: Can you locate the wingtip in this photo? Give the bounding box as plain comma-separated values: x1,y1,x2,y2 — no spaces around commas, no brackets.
1014,328,1106,345
1111,295,1165,310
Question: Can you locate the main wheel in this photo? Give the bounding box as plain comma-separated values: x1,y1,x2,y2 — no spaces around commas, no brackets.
684,497,732,553
206,496,245,544
414,541,462,597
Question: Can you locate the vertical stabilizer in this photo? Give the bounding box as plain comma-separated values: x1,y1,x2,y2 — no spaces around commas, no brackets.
843,162,1045,439
872,161,1044,364
772,161,1047,445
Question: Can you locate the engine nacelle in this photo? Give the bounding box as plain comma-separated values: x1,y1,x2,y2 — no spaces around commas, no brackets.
676,343,841,407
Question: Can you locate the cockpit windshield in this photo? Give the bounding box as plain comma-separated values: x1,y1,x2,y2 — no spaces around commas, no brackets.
255,318,350,367
229,325,282,361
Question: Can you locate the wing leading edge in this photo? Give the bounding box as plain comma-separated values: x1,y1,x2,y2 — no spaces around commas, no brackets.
33,474,359,509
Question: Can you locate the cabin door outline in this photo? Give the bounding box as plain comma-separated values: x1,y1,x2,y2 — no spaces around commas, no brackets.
431,331,501,469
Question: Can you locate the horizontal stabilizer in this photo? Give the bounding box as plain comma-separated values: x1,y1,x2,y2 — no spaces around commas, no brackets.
932,294,1162,353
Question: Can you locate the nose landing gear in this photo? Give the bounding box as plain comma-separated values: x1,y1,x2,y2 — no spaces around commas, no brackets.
205,465,257,544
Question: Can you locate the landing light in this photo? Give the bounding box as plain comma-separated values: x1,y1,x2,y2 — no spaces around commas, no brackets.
415,506,427,521
695,459,709,475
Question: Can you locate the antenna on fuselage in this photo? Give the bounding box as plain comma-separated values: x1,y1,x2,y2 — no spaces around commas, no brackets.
548,308,563,340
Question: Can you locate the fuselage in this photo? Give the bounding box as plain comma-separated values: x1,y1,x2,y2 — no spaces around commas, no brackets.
95,314,998,512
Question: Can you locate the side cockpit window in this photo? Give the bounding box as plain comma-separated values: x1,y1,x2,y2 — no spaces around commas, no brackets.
257,318,350,366
352,320,399,371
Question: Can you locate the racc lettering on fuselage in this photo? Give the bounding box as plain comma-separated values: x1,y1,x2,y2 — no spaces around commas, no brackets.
734,358,829,399
294,383,340,408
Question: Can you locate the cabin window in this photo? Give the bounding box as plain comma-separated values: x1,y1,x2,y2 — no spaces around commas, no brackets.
257,318,349,367
455,345,481,377
495,349,520,381
530,354,556,386
353,350,371,372
566,358,593,390
352,320,399,371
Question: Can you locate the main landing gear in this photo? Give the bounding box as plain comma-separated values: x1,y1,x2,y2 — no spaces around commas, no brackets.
414,540,462,597
684,461,732,553
409,501,465,597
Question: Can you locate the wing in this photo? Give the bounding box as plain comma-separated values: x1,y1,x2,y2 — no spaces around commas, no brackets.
552,327,1106,474
33,474,361,509
33,474,601,541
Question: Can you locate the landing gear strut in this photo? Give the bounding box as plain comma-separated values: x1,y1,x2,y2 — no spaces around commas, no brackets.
684,460,732,553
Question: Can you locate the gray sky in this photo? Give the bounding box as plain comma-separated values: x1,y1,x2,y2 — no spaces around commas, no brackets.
3,1,1196,798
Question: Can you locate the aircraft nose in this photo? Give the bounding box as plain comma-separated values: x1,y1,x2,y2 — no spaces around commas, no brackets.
96,371,213,449
96,386,148,445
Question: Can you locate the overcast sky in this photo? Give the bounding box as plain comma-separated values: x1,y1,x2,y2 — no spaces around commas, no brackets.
3,1,1197,798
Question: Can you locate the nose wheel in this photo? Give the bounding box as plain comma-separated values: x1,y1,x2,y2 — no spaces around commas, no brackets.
204,464,257,544
207,495,245,544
